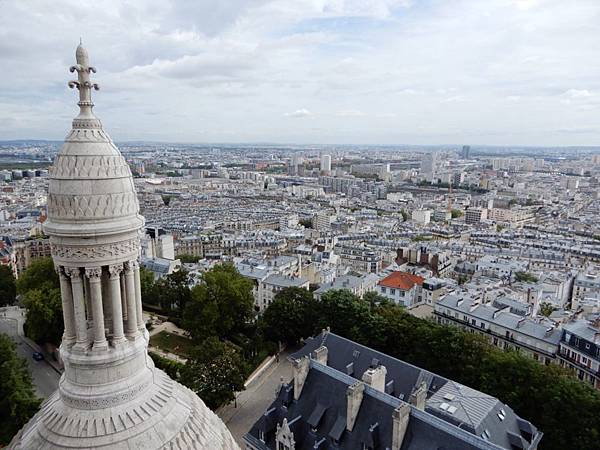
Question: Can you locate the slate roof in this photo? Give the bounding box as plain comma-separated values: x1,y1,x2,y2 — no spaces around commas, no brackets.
245,361,502,450
288,331,541,450
437,295,562,346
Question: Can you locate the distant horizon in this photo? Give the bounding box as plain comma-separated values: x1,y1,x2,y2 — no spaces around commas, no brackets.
1,138,600,151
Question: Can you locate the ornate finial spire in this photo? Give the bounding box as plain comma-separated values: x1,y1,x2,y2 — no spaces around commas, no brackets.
68,42,99,119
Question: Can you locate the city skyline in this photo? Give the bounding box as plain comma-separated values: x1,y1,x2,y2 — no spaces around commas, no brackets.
1,0,600,146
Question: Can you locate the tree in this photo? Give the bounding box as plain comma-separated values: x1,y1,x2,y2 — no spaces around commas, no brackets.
153,269,192,316
22,288,63,346
540,302,557,317
183,263,254,341
451,209,463,218
363,291,392,309
317,290,386,346
139,266,156,304
178,254,201,263
0,333,41,445
514,271,538,283
16,257,59,295
180,337,246,409
0,265,16,306
161,195,172,206
261,287,319,346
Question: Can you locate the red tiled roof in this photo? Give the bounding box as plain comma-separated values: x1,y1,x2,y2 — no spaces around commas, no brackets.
378,271,424,290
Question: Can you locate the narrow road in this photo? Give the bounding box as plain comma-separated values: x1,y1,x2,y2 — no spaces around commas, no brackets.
217,350,293,447
0,317,60,399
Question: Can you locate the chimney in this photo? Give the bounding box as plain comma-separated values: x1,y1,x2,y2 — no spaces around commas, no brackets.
346,381,365,432
409,381,427,410
292,356,310,401
392,404,411,450
313,345,328,365
361,365,387,392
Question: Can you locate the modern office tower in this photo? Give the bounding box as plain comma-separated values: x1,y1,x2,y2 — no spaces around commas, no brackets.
320,153,332,173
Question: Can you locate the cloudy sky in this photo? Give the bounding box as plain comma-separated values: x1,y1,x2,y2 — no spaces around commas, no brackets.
1,0,599,145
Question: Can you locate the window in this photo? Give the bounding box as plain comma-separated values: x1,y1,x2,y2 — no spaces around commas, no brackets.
381,287,386,293
390,288,396,295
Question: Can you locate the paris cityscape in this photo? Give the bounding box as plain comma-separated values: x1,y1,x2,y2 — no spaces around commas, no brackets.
1,1,600,449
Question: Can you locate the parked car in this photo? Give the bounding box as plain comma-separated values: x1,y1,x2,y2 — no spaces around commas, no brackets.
32,352,44,361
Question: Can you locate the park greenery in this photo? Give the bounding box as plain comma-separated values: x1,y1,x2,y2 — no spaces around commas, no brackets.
0,333,40,446
141,263,269,409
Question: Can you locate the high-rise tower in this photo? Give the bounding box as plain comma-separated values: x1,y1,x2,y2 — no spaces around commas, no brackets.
9,44,240,450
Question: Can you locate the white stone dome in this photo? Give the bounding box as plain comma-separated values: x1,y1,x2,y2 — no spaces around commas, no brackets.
8,44,240,450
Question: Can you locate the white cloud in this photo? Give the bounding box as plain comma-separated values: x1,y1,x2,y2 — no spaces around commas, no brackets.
284,108,313,117
1,0,600,145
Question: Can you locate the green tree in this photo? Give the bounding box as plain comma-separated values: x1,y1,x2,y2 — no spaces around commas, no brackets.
178,254,201,263
16,257,59,295
317,290,386,347
180,337,246,409
183,263,254,341
139,266,156,304
261,287,319,346
152,269,192,316
514,271,538,283
22,288,63,346
539,302,557,317
451,209,463,218
0,333,41,445
0,265,16,306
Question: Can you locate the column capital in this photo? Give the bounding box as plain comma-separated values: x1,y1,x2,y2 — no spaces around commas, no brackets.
56,265,67,279
124,260,139,271
108,263,123,279
64,267,82,280
85,267,102,280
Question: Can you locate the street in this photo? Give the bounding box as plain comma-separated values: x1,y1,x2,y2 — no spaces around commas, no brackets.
217,351,293,447
0,312,60,399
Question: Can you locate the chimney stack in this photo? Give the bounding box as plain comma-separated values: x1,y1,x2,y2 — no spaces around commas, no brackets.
361,364,387,392
313,345,328,366
409,381,427,410
346,381,365,432
292,356,310,401
391,404,411,450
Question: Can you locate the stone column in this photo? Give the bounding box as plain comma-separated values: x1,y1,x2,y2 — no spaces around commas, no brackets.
132,261,144,331
66,267,88,350
120,272,128,320
124,261,138,339
58,267,76,345
86,267,108,351
108,264,126,345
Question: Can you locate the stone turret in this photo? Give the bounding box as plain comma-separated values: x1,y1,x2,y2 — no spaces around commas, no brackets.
8,43,240,450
